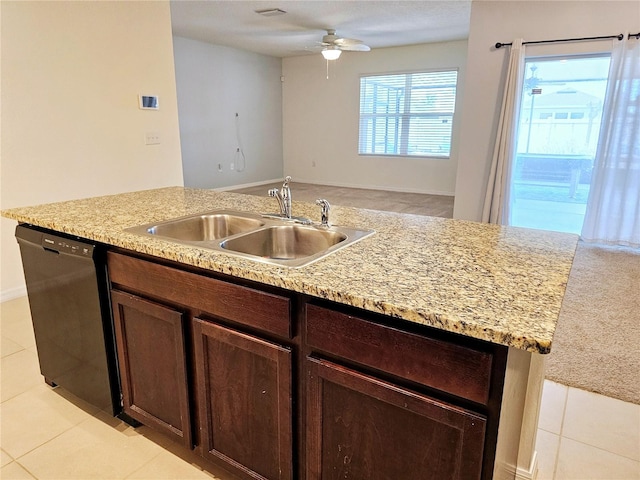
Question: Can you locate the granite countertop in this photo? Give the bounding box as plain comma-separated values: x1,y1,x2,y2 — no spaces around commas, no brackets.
2,186,578,353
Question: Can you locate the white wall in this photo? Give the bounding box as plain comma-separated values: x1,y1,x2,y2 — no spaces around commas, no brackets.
454,0,640,221
282,41,467,195
1,1,184,300
173,36,283,189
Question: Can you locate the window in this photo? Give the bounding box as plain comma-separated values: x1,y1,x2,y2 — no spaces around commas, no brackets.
510,54,611,234
358,70,458,157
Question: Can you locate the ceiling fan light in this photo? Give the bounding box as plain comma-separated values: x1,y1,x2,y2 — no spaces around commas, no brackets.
321,48,342,60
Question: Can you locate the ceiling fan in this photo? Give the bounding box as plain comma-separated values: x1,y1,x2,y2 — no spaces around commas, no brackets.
318,29,371,60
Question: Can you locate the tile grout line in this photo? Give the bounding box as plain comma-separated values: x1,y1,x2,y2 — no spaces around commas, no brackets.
560,432,640,463
0,364,42,405
7,414,80,463
561,386,640,463
14,459,39,480
551,384,570,480
556,436,640,467
552,385,640,476
122,449,167,480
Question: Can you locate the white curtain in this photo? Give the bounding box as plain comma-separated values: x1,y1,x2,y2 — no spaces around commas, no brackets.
581,36,640,247
482,39,526,224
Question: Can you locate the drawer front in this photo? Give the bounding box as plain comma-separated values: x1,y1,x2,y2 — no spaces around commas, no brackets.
108,252,291,338
305,304,493,405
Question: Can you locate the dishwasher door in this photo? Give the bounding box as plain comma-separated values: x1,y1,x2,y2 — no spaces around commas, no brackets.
15,224,120,413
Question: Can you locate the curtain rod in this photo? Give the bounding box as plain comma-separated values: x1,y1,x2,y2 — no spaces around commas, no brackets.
494,33,625,49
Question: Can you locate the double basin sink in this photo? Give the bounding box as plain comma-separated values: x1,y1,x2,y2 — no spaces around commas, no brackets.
126,210,374,268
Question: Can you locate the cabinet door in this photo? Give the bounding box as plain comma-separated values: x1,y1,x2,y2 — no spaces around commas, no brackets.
306,357,486,480
193,318,292,480
111,290,192,448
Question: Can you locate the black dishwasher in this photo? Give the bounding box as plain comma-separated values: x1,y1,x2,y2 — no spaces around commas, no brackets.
15,224,121,415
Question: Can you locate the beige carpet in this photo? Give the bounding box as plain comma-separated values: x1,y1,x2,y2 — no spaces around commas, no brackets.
545,241,640,405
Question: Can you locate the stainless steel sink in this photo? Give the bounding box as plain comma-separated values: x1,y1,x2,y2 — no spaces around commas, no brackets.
220,225,347,260
127,211,265,242
126,209,374,267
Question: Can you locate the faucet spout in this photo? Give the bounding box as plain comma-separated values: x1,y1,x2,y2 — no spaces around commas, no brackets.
268,188,285,215
268,176,293,218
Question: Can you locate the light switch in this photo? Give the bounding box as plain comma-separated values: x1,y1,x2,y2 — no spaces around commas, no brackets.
145,132,160,145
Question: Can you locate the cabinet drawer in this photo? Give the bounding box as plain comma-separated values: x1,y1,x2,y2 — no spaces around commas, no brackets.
108,252,291,338
305,304,493,405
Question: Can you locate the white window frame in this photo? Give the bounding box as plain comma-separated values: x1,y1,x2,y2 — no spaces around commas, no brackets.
358,69,458,158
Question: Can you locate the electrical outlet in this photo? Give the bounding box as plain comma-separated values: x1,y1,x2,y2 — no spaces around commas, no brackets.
218,163,222,172
230,163,235,171
312,160,317,167
145,132,160,145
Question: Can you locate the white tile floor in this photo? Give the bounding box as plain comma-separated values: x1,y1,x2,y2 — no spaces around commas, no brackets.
535,379,640,479
0,297,236,480
2,296,639,479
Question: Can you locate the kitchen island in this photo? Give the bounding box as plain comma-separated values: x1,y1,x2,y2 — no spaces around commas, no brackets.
3,186,578,480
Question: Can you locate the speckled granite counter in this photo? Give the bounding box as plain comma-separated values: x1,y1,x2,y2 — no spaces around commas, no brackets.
2,186,578,353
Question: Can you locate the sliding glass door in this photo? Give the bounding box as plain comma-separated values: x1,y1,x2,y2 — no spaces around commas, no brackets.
509,54,611,234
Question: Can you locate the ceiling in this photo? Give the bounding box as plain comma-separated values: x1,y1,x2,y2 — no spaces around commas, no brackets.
170,1,472,58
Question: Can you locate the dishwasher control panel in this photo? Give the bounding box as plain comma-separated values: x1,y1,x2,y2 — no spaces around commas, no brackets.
41,234,94,257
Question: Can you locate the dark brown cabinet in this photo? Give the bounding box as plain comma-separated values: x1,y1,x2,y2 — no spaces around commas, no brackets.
193,318,293,480
110,289,192,448
106,250,511,480
108,251,294,479
303,303,507,480
306,357,486,480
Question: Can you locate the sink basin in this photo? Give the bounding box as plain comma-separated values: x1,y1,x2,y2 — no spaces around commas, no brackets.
220,225,347,260
126,209,374,267
127,211,264,242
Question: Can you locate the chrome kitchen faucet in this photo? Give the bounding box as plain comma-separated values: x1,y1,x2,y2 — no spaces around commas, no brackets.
268,176,292,218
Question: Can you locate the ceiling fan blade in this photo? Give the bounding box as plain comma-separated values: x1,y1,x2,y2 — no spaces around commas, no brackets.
313,29,371,55
339,44,371,52
334,37,363,47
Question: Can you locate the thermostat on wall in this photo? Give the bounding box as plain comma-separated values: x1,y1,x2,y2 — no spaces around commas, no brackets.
139,95,159,110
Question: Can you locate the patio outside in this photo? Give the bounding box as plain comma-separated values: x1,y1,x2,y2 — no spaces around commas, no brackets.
509,55,611,235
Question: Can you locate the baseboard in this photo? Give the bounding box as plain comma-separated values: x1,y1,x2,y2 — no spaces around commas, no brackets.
516,451,539,480
289,177,455,197
1,285,27,303
213,178,282,192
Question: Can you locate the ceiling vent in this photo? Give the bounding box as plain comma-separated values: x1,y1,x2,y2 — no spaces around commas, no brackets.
255,8,286,17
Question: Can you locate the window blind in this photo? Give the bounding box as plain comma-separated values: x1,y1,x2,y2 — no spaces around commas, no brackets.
359,70,458,157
